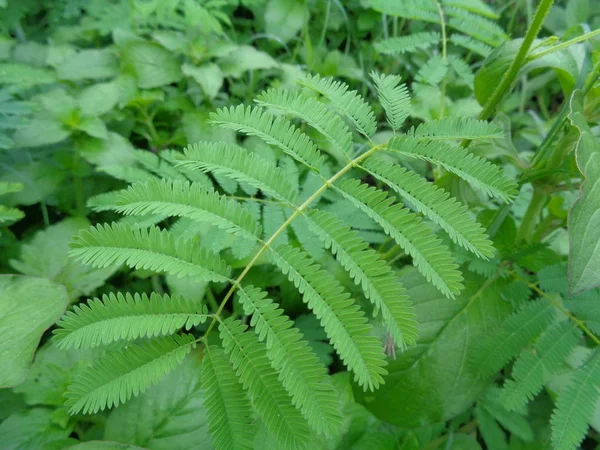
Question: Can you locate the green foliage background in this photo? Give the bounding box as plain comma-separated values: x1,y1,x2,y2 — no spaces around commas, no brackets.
1,0,600,449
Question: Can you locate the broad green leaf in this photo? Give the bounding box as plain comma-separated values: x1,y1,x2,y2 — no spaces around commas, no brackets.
0,63,56,86
265,0,306,43
567,90,600,295
13,118,70,148
77,116,109,139
121,41,182,89
78,82,120,116
0,275,68,387
57,49,119,81
355,269,510,426
0,408,73,450
219,46,278,78
10,218,117,300
474,39,521,106
103,356,211,450
181,63,223,99
0,161,66,206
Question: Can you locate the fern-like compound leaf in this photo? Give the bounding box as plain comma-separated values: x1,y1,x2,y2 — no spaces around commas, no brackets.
472,300,555,378
387,135,519,202
446,7,507,46
416,55,448,86
371,72,411,133
219,318,310,450
306,209,418,347
442,0,498,19
551,349,600,450
65,334,196,414
209,105,325,172
256,88,354,160
337,179,464,299
450,34,493,57
178,141,297,203
501,321,581,411
236,285,343,436
269,244,388,391
202,345,255,450
112,178,261,242
362,156,495,259
299,74,378,138
54,292,210,349
407,117,503,141
374,32,441,56
367,0,439,23
70,222,232,282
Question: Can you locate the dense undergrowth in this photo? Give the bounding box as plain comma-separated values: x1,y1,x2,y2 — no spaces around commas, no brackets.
1,0,600,449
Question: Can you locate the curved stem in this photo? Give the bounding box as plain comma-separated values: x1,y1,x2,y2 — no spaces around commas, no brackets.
528,28,600,61
202,144,386,339
478,0,555,121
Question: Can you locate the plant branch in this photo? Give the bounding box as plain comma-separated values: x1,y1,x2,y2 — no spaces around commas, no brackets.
478,0,555,121
202,143,387,339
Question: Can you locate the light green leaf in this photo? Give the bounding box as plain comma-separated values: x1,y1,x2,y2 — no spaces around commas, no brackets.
64,442,148,450
0,408,72,450
0,63,56,86
79,82,120,116
13,118,70,148
77,116,109,139
10,218,116,300
57,49,119,81
219,46,278,78
567,90,600,295
182,63,223,99
121,42,182,89
0,275,68,388
265,0,306,43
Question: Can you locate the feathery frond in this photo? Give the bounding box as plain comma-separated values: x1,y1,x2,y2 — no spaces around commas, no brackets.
112,178,261,242
501,321,581,411
219,318,310,450
407,117,503,141
202,345,255,450
54,292,210,349
551,349,600,450
387,135,519,202
209,105,325,172
367,0,440,23
65,334,196,414
471,300,555,378
361,156,495,258
178,141,297,203
450,34,493,57
269,244,388,391
336,178,464,298
446,7,507,46
70,222,232,282
256,88,354,160
371,72,411,133
416,55,448,86
374,32,441,56
306,209,418,346
236,285,343,436
442,0,498,19
299,74,378,138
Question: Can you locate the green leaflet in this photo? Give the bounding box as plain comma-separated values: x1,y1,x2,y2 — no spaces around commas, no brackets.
336,178,464,299
70,223,232,283
65,334,196,414
53,292,210,349
112,178,262,242
305,209,418,347
551,349,600,450
269,244,388,391
566,91,600,295
219,318,310,450
256,88,354,160
386,135,518,202
236,285,343,437
202,346,254,450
